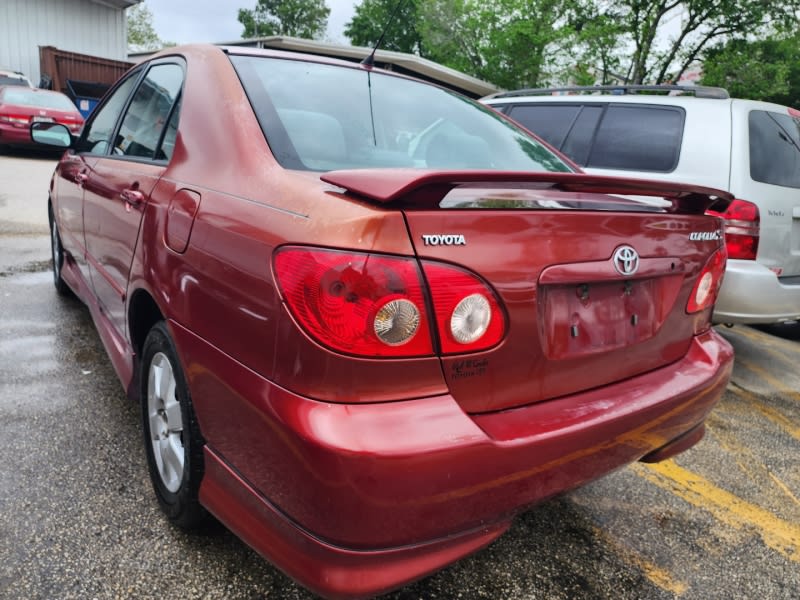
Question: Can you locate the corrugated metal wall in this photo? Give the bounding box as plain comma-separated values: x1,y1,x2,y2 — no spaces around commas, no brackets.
0,0,128,87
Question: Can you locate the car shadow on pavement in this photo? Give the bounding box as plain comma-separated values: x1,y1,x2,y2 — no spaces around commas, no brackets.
0,146,64,161
753,322,800,341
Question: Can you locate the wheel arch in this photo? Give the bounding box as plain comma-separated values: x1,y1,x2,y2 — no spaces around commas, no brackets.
129,287,165,369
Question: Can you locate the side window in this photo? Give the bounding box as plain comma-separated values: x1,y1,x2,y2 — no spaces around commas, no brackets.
78,72,140,155
158,95,181,161
507,104,581,148
588,105,684,172
115,63,184,160
560,106,602,166
749,110,800,188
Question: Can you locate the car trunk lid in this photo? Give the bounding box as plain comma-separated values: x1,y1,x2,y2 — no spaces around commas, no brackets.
324,170,731,413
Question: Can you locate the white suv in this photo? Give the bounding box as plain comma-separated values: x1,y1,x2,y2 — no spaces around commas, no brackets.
484,85,800,326
0,68,33,87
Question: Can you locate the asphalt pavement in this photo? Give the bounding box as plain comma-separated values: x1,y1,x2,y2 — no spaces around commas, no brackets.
0,152,798,599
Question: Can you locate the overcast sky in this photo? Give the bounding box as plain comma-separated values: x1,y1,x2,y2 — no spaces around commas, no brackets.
145,0,358,45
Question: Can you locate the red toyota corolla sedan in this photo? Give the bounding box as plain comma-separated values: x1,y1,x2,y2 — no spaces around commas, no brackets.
32,45,733,599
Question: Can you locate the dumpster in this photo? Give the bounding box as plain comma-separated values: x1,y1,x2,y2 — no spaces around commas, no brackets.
65,80,110,118
39,46,132,117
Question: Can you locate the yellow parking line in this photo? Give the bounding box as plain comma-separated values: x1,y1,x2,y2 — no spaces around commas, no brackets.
769,473,800,509
727,384,800,441
705,418,800,510
591,526,688,595
634,460,800,563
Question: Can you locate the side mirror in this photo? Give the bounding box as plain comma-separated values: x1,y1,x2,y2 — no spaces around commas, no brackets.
30,122,73,148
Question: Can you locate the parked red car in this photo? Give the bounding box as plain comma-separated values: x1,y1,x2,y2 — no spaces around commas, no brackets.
0,86,83,150
33,45,734,599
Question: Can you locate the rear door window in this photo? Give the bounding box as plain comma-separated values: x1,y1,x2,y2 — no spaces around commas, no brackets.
587,105,684,172
505,102,682,171
79,73,140,155
749,110,800,188
561,105,603,165
115,63,184,161
506,104,582,148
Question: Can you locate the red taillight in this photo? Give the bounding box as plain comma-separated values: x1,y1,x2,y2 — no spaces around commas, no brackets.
422,262,506,354
707,199,759,260
274,247,434,357
686,248,727,314
0,114,30,127
274,247,507,357
56,117,83,132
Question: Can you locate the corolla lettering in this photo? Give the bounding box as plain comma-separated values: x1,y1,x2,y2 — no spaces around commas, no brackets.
689,231,722,241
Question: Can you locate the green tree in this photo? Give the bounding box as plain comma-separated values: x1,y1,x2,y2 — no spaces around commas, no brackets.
702,34,800,107
345,0,425,55
567,3,625,85
238,0,330,39
127,2,166,52
590,0,800,84
418,0,577,90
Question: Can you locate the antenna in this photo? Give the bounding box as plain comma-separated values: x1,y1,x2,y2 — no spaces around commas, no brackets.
361,0,408,67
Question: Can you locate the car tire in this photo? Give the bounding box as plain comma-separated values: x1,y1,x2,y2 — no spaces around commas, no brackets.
141,321,208,529
49,206,71,296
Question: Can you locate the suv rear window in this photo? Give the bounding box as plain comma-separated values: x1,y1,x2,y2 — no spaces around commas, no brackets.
506,103,684,172
749,110,800,188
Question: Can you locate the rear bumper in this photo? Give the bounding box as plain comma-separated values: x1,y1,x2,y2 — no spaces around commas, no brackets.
180,325,733,599
713,258,800,324
0,123,33,146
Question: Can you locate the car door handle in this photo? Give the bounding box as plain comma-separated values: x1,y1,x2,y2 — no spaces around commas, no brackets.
121,188,145,205
75,172,88,184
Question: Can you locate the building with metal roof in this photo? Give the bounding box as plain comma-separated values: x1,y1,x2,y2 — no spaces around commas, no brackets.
0,0,140,87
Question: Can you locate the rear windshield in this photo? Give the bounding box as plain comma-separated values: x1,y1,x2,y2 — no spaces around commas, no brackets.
0,75,30,87
230,55,572,173
0,88,76,110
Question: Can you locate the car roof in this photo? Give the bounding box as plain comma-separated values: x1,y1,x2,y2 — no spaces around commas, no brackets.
0,85,68,97
482,84,800,113
482,87,798,115
149,44,438,93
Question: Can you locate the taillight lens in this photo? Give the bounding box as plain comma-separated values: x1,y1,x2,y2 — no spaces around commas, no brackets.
0,114,30,127
274,247,507,357
422,262,506,354
274,247,434,357
57,117,83,132
707,199,759,260
686,248,727,314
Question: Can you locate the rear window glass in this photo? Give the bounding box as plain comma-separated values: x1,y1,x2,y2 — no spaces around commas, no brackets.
749,110,800,188
507,104,581,148
0,75,29,87
230,55,572,174
587,105,684,172
1,88,76,110
560,105,603,165
116,63,184,160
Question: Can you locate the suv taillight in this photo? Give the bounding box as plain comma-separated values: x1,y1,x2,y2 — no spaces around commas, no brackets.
274,247,506,357
707,199,759,260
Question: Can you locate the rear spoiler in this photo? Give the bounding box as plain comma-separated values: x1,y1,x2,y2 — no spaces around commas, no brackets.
321,169,733,214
